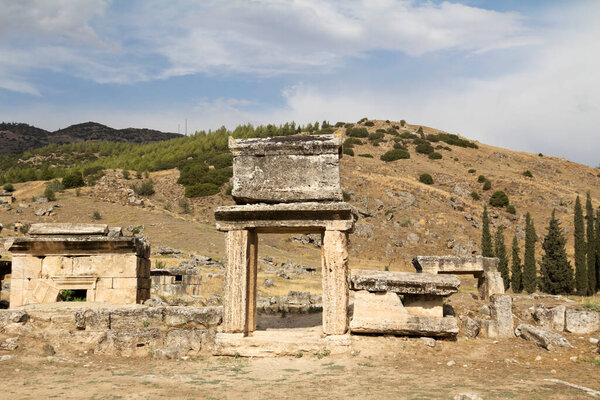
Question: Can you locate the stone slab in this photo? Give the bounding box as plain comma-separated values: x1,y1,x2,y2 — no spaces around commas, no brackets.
565,309,600,335
215,202,354,232
229,134,343,203
8,237,149,257
29,223,109,236
213,329,351,357
350,270,460,296
412,256,499,274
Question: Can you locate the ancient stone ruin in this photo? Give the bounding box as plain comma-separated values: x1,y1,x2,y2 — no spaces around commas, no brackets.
7,223,150,306
412,255,504,300
215,134,353,343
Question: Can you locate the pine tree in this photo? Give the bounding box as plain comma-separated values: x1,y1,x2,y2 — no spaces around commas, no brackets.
574,195,588,294
539,210,574,294
523,212,538,294
586,193,596,294
494,226,510,290
511,235,523,293
481,205,494,257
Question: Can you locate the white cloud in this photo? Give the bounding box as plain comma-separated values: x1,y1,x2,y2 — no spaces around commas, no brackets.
0,0,532,93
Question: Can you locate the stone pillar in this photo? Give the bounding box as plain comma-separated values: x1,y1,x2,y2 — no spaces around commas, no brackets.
321,230,349,335
223,229,258,334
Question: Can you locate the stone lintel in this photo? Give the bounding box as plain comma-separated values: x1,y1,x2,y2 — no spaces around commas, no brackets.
350,314,458,337
8,237,149,257
350,270,460,296
214,202,354,232
229,134,342,157
29,223,109,236
412,256,499,274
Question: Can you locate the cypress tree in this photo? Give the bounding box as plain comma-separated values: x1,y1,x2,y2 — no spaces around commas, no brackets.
586,193,596,294
494,226,510,290
523,212,537,294
481,205,494,257
574,195,588,294
596,209,600,293
511,235,523,293
539,210,574,294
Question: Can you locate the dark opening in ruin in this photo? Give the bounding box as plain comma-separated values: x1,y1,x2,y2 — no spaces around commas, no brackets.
58,289,87,302
174,275,183,282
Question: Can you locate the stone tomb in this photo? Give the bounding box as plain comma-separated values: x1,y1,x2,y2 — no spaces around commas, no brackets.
412,255,504,300
8,223,150,307
215,134,353,351
0,193,15,205
350,270,460,337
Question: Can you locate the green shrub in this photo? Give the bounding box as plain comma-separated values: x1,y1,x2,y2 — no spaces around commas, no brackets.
400,120,406,127
415,142,434,154
358,153,373,158
346,127,369,138
426,135,440,142
225,184,233,195
178,198,191,213
122,169,130,179
82,166,104,177
489,190,509,207
428,152,442,160
92,210,102,220
471,191,480,201
343,191,351,201
62,172,85,189
419,173,433,185
538,153,543,157
335,122,345,127
364,121,374,127
376,128,386,133
343,147,355,156
425,133,478,149
2,183,14,192
43,186,56,201
343,138,363,148
522,170,533,177
477,175,486,183
483,180,491,191
143,170,150,179
132,180,155,196
417,126,424,136
468,169,476,174
358,117,368,124
136,170,143,179
393,142,407,150
46,179,64,192
185,183,220,197
385,120,390,123
399,132,417,140
381,149,410,162
344,123,354,129
506,204,516,214
368,131,384,141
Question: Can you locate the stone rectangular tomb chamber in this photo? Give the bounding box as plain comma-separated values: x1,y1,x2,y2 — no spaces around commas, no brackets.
349,270,460,338
7,223,151,307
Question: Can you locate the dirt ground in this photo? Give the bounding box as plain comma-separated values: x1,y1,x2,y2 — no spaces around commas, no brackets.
1,331,599,400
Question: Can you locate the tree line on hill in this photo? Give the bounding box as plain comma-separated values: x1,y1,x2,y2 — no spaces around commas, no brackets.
481,192,600,296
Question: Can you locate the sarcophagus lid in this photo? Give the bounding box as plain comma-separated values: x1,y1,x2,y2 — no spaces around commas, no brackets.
229,133,343,203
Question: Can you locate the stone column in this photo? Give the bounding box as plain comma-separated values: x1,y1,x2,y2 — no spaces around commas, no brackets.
321,230,349,335
223,229,258,334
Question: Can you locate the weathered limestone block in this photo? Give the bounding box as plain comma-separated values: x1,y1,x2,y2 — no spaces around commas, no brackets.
533,305,566,332
483,294,514,339
29,223,109,236
402,294,444,317
94,288,137,304
96,329,164,357
223,230,257,333
41,256,73,277
515,324,572,350
164,329,213,353
564,309,600,334
412,256,499,274
165,306,223,328
11,256,42,279
350,270,460,296
459,316,481,338
215,202,354,232
32,280,60,304
74,309,111,331
349,290,458,337
322,230,349,335
110,307,165,330
229,134,343,203
72,254,139,277
477,270,504,300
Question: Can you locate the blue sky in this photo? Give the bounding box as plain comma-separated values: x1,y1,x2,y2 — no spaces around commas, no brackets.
0,0,598,166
